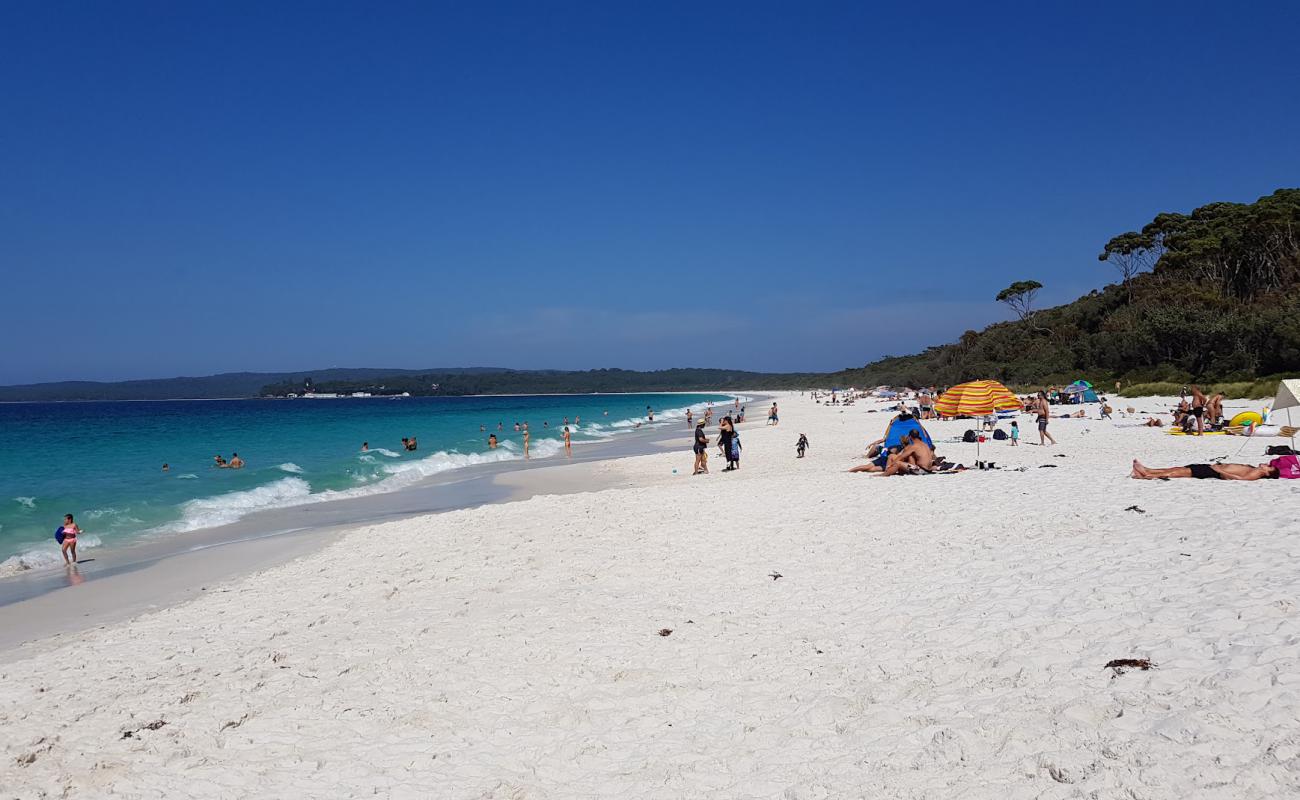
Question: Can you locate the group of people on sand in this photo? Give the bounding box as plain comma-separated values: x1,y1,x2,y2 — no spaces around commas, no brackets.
848,405,955,476
692,414,742,474
1173,386,1227,435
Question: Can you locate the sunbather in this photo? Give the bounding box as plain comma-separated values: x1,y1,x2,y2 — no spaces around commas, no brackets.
849,445,895,473
1130,459,1279,481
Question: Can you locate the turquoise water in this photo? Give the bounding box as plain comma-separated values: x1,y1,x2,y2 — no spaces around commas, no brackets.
0,393,731,575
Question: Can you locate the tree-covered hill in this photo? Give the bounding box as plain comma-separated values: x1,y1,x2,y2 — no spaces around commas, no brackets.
259,368,816,397
825,189,1300,389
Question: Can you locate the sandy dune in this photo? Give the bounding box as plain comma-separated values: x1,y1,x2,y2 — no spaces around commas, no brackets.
3,393,1299,798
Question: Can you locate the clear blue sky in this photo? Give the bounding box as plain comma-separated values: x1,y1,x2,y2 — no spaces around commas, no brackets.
4,2,1298,383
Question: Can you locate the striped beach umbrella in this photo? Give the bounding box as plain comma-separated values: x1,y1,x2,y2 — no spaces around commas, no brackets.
933,380,1023,417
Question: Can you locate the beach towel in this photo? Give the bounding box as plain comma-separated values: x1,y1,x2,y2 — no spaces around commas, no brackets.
1270,455,1300,479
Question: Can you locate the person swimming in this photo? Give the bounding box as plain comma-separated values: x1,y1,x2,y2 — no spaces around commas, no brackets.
213,454,227,467
488,433,499,449
228,453,245,469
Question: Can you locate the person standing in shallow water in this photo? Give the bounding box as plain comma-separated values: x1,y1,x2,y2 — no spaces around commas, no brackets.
59,513,81,565
563,426,572,457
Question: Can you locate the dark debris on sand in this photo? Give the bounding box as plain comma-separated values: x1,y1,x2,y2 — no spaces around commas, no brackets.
1105,658,1156,676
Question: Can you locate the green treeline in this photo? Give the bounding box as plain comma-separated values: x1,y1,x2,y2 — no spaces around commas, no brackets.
260,368,816,397
825,189,1300,390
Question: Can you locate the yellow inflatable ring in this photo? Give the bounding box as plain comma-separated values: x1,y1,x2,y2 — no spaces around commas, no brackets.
1230,411,1264,427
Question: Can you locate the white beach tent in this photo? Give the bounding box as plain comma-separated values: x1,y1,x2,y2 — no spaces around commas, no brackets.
1273,378,1300,446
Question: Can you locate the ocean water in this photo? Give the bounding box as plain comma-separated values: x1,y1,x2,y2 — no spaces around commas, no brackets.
0,393,732,575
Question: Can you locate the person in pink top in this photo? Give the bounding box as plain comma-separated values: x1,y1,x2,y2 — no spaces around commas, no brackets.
59,513,81,564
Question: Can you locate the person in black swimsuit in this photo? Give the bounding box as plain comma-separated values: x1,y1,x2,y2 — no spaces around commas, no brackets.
1035,391,1057,446
718,417,740,471
1130,460,1278,480
692,420,709,475
1189,385,1209,436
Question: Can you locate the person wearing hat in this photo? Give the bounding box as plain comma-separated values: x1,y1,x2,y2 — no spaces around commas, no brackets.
692,419,710,475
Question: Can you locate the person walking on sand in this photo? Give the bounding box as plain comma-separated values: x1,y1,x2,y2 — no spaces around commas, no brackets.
1009,420,1019,447
563,426,572,457
796,433,809,458
59,513,81,565
686,409,693,427
692,420,709,475
767,403,779,426
1034,392,1056,446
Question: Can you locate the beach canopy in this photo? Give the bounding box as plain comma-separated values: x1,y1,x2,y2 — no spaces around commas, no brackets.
933,380,1023,417
1274,379,1300,413
1061,380,1093,394
882,415,933,450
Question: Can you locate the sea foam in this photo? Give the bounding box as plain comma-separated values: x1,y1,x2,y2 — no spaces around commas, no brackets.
0,534,104,578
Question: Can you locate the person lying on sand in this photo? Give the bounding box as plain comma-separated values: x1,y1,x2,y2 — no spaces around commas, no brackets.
849,445,895,473
1144,417,1164,427
1130,460,1278,481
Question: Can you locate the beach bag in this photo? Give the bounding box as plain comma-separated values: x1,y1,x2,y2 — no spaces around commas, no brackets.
1270,455,1300,479
55,526,65,544
962,430,978,443
992,429,1007,440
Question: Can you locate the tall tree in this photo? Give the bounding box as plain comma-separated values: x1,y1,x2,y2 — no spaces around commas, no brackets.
1099,229,1165,291
996,280,1043,323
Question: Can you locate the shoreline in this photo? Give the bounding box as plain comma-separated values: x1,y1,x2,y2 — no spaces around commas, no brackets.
0,391,746,585
0,395,765,652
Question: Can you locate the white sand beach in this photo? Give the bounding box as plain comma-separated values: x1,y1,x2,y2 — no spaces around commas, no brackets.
3,392,1299,798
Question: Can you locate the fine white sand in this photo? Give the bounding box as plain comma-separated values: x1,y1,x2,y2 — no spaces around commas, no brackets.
3,392,1299,798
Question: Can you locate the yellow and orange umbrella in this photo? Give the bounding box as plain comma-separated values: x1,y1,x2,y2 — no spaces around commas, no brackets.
933,380,1023,417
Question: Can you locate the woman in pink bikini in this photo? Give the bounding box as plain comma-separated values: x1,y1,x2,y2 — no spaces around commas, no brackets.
60,513,81,565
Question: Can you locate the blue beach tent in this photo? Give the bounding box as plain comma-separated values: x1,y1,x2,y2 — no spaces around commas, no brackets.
882,416,934,450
